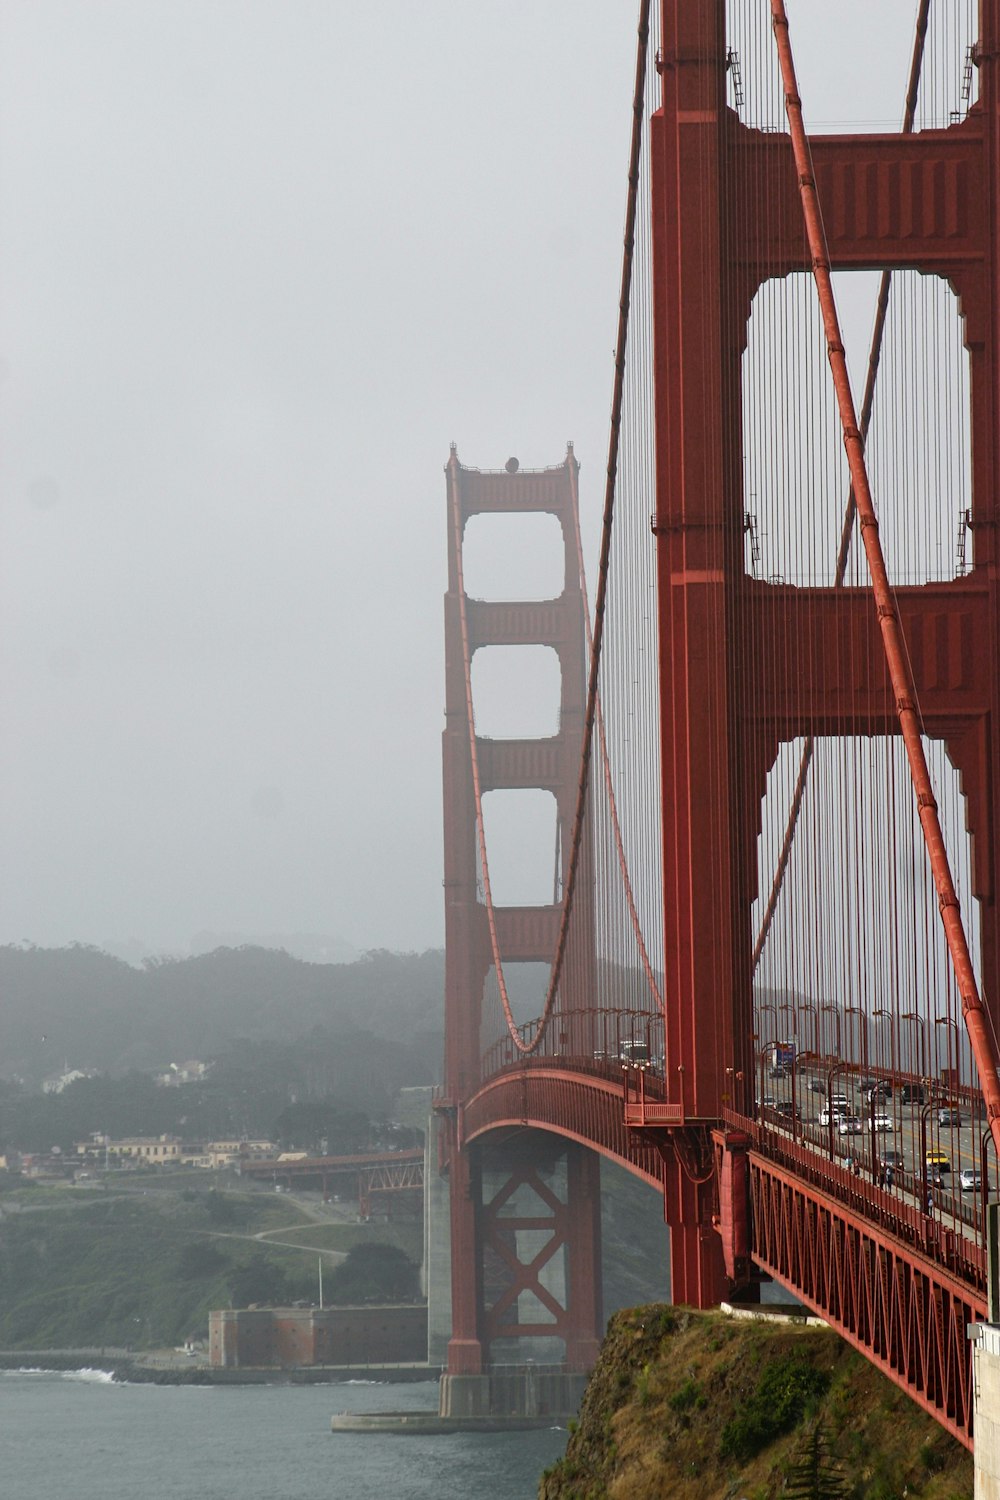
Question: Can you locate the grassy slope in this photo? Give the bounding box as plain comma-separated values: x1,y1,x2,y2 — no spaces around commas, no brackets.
539,1307,972,1500
0,1185,422,1350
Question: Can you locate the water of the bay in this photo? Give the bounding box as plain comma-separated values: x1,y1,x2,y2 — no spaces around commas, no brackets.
0,1371,568,1500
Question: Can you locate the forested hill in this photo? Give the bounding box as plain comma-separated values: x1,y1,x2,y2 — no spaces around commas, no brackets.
0,944,444,1086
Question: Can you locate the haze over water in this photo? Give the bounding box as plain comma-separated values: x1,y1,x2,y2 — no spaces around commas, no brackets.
2,1373,566,1500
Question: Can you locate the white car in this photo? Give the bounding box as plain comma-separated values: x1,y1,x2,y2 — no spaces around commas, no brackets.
838,1116,864,1136
960,1168,982,1193
819,1106,846,1128
872,1113,893,1132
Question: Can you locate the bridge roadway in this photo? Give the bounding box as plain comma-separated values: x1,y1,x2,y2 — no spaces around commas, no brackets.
468,1039,986,1445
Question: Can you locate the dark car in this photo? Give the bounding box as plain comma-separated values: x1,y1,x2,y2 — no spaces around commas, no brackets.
901,1083,925,1105
880,1149,904,1168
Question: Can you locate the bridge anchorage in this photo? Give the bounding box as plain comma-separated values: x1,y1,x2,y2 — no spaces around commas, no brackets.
437,0,1000,1452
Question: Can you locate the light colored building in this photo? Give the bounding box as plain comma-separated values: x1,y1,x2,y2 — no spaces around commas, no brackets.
106,1135,182,1163
42,1068,95,1095
156,1060,210,1088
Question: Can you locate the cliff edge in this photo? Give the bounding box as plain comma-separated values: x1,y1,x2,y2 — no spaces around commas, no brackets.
539,1306,972,1499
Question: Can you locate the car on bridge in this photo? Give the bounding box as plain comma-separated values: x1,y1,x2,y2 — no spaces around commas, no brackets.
960,1167,982,1192
880,1149,905,1169
937,1106,961,1127
619,1040,659,1071
837,1116,863,1136
819,1105,846,1128
901,1083,925,1105
872,1112,893,1132
925,1151,951,1186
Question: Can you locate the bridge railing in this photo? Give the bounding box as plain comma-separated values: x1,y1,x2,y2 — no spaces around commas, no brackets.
480,1008,666,1088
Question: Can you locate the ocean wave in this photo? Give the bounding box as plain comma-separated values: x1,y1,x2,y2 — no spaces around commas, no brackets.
2,1366,118,1383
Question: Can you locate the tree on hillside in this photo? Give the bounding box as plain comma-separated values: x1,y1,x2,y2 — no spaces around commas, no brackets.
271,1101,369,1155
227,1255,290,1308
325,1243,419,1304
784,1421,849,1499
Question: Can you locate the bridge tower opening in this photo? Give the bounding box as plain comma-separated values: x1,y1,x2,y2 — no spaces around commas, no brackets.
652,0,1000,1322
440,446,605,1378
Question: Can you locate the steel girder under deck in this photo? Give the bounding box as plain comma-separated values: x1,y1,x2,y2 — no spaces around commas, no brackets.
749,1152,984,1448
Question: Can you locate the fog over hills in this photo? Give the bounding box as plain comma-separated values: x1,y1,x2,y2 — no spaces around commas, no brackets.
0,943,443,1087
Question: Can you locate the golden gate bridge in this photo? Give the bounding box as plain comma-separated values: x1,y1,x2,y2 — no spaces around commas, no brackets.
436,0,1000,1450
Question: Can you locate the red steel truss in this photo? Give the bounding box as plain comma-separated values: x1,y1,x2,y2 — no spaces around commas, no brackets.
749,1152,983,1446
440,448,601,1376
650,0,1000,1306
439,0,1000,1447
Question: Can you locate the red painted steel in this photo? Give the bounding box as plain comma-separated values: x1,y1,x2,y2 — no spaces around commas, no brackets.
769,0,1000,1160
749,1151,983,1449
441,450,595,1375
439,0,1000,1442
647,0,1000,1311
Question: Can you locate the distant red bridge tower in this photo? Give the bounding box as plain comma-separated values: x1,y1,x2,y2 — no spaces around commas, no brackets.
440,445,603,1380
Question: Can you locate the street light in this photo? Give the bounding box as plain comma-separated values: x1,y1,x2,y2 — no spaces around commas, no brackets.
934,1015,961,1089
901,1011,927,1079
756,1001,778,1040
820,1003,842,1057
873,1008,898,1077
799,1002,821,1058
778,1001,798,1039
845,1005,869,1073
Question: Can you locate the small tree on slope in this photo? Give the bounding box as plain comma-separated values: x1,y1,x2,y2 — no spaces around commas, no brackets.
784,1420,849,1500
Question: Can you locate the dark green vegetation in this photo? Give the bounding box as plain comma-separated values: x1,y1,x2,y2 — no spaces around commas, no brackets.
0,943,453,1153
539,1307,972,1500
0,1184,423,1349
0,943,445,1091
0,1052,402,1157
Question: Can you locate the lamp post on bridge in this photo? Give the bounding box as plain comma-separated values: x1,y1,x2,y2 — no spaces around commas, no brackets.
901,1011,928,1081
934,1014,961,1092
756,1001,778,1041
820,1003,842,1059
799,1002,820,1059
873,1007,898,1080
778,1001,797,1040
845,1005,869,1074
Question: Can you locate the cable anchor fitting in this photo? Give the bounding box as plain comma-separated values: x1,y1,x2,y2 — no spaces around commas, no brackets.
917,791,938,811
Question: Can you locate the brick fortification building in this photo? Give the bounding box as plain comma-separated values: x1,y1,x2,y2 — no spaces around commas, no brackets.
208,1304,427,1368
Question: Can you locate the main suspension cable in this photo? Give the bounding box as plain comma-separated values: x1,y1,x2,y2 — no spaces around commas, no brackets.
769,0,1000,1151
751,0,931,973
450,0,653,1055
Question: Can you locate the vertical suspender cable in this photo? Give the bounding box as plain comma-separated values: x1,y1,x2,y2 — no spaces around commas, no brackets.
751,0,930,973
451,0,652,1055
768,0,1000,1147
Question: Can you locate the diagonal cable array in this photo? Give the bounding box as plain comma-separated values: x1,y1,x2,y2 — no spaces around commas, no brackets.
750,0,931,973
450,0,660,1057
768,0,1000,1152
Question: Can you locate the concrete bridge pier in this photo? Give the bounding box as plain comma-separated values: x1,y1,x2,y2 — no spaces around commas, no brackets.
435,1128,603,1418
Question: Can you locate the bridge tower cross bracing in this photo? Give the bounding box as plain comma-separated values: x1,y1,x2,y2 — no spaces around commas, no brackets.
652,0,1000,1308
441,445,602,1376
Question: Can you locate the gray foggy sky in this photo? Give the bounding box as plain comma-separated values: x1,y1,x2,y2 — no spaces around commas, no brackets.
0,2,928,958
